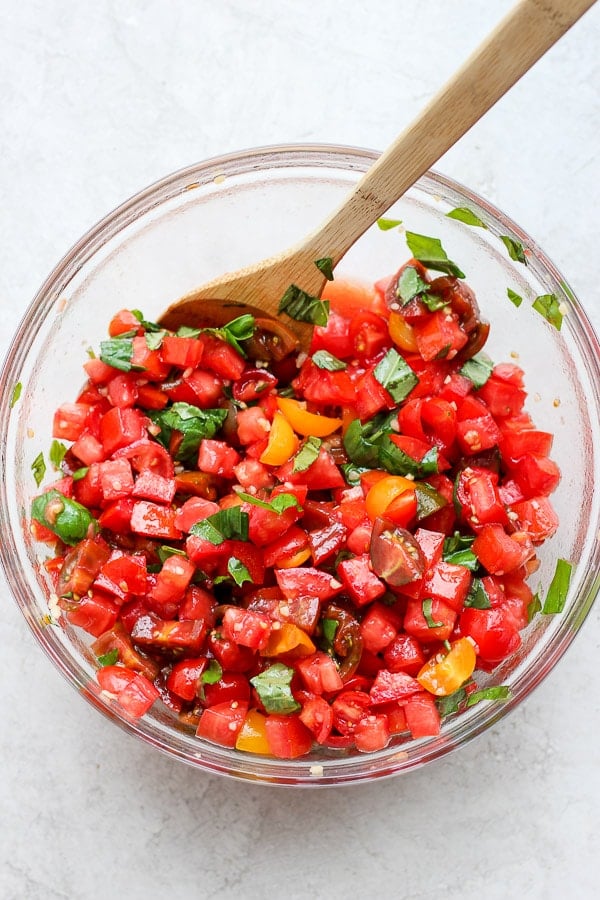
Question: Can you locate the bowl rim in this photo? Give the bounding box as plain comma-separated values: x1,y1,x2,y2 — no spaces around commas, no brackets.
1,142,599,786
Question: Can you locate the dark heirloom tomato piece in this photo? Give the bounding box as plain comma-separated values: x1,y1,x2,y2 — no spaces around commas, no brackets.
370,517,426,586
322,604,364,681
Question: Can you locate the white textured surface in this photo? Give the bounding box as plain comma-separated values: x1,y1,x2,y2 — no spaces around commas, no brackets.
1,2,599,898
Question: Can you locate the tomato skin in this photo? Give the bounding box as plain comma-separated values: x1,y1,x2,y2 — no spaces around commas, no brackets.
222,607,272,651
66,592,119,637
354,714,391,752
198,439,241,479
472,524,534,575
196,701,249,747
419,560,472,613
299,695,334,744
403,694,441,738
59,538,111,599
403,597,457,643
207,631,256,673
166,658,207,701
459,606,521,664
338,554,386,607
383,633,426,676
349,311,390,361
509,496,559,543
297,652,344,695
359,602,399,653
97,666,160,718
265,715,313,759
202,673,252,707
331,691,370,735
369,669,422,705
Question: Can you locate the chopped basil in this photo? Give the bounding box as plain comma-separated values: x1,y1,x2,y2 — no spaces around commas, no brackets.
341,462,369,486
311,350,347,371
377,217,402,231
49,440,67,469
99,338,137,372
293,436,322,473
420,292,448,312
343,418,382,469
97,648,119,667
436,686,468,717
373,348,419,403
31,452,46,487
500,235,527,265
145,329,166,351
443,533,478,570
72,467,89,481
131,309,163,332
507,287,523,308
220,314,256,356
320,617,339,653
542,558,572,614
527,591,542,623
378,436,438,479
278,284,330,326
422,598,443,628
228,557,253,587
465,685,511,707
31,489,97,546
532,294,563,331
315,257,334,281
10,382,22,408
459,352,494,389
414,481,447,520
405,231,465,279
396,266,431,304
201,659,222,685
190,506,249,545
237,491,302,515
250,663,301,715
157,545,188,563
446,207,487,228
149,403,227,465
464,577,491,609
176,325,202,338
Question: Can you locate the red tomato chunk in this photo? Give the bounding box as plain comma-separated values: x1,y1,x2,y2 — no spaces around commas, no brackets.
32,256,562,759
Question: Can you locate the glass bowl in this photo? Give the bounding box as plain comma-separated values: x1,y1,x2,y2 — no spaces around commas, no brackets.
1,145,599,786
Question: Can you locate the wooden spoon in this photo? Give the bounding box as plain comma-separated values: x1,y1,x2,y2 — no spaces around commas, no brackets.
159,0,595,349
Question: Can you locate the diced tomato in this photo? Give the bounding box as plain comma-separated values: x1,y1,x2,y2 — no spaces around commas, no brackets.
148,554,195,611
98,498,135,533
265,714,313,758
403,694,441,738
197,334,246,380
53,402,92,441
412,309,468,361
71,431,106,465
354,714,391,752
459,606,521,664
403,597,457,642
331,690,370,735
197,439,241,479
369,669,422,705
131,613,207,654
359,603,399,654
275,567,343,603
166,657,207,701
160,335,204,370
349,311,391,361
196,701,249,747
338,554,386,607
98,458,135,502
100,407,147,456
299,694,334,744
509,496,559,542
66,592,119,636
179,586,217,625
383,633,426,676
222,607,272,651
297,652,344,695
130,336,171,380
58,538,110,598
309,309,354,359
455,466,508,530
473,524,535,575
420,560,472,612
131,501,182,540
276,448,345,490
511,454,561,498
207,631,256,673
202,673,252,707
132,469,176,504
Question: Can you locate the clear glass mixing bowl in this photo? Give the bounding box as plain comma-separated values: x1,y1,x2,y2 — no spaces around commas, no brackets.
1,145,599,785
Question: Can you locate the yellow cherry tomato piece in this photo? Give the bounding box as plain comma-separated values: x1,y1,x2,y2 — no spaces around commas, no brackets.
262,622,316,658
388,311,418,353
276,397,342,438
275,547,312,569
365,474,416,522
235,709,271,754
259,410,299,465
417,637,477,696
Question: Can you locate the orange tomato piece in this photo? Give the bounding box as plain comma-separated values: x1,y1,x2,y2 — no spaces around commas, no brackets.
262,623,316,658
416,637,477,696
276,547,312,569
365,475,416,522
276,397,342,437
259,411,299,465
235,709,271,754
388,311,418,353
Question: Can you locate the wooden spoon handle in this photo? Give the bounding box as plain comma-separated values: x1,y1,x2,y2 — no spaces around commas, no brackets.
308,0,596,262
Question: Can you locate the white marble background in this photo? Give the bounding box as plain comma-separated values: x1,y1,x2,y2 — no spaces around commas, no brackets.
1,2,599,898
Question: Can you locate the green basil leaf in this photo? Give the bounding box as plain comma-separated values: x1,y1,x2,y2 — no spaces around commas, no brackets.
250,663,301,714
420,292,448,312
459,352,494,389
507,287,523,308
414,481,447,521
422,598,443,628
464,577,491,609
228,557,253,587
443,533,479,571
341,463,369,485
131,309,163,332
72,467,89,481
311,350,347,371
465,685,512,707
149,403,227,465
97,648,119,667
157,545,188,564
31,452,46,487
31,489,97,546
527,591,542,623
190,506,249,545
221,314,256,356
436,686,468,717
500,235,527,265
532,294,563,331
49,440,67,469
320,617,339,653
100,338,137,372
315,257,334,281
373,348,419,403
201,659,223,685
278,284,330,326
405,231,465,278
377,217,402,231
293,436,322,473
542,558,572,614
343,418,382,468
10,382,22,408
176,325,202,338
446,207,487,228
396,266,431,304
237,491,302,515
145,329,166,351
378,436,438,478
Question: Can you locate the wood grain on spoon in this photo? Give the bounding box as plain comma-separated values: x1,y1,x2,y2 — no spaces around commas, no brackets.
159,0,596,348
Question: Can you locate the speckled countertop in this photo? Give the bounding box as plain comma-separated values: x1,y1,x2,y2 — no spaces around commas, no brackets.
1,2,599,898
